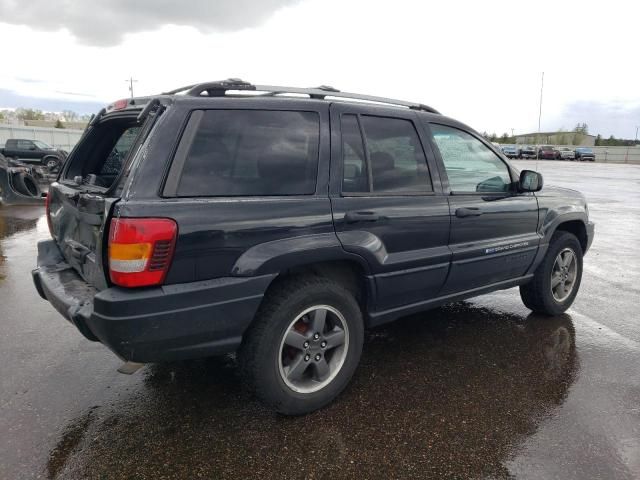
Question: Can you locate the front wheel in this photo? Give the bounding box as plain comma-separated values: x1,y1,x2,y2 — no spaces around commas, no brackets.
238,276,364,415
520,231,583,315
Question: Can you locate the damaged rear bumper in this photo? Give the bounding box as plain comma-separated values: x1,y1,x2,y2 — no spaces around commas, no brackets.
32,240,274,363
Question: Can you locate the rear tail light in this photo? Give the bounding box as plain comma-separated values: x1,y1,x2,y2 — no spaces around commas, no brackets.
45,192,54,238
108,218,177,287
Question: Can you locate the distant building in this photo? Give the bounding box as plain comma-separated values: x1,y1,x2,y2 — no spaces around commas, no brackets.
514,132,596,146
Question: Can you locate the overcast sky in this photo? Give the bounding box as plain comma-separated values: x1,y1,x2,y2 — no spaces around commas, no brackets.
1,0,639,138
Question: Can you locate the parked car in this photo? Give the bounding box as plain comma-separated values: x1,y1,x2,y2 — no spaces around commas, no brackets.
538,145,560,160
521,145,537,159
32,79,595,415
557,147,576,160
575,147,596,162
501,145,521,159
0,139,67,171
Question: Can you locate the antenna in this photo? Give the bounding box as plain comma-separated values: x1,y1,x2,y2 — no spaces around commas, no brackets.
536,72,544,170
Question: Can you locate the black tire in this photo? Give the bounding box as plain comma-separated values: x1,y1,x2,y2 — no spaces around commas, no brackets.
42,156,60,171
11,172,41,197
238,275,364,415
520,231,583,315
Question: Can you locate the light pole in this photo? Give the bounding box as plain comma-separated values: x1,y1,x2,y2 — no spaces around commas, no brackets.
536,72,544,166
125,77,138,98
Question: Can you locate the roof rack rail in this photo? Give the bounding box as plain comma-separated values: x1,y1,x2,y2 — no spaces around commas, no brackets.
166,78,440,114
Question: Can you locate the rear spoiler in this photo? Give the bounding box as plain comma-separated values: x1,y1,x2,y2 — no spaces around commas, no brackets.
88,97,166,130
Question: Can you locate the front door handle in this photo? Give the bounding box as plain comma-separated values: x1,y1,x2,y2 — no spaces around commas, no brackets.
344,211,380,223
455,207,482,218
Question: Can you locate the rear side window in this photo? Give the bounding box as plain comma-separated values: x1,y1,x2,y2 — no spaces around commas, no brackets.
341,114,432,194
175,110,320,196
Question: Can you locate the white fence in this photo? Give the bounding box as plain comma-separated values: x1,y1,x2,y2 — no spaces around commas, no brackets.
590,146,640,164
0,124,84,152
2,124,639,165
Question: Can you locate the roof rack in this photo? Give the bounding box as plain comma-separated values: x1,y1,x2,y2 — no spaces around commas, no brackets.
162,78,440,114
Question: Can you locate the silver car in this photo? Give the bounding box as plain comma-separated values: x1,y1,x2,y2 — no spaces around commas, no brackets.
558,147,576,160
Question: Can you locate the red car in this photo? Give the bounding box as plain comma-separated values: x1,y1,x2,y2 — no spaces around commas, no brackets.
538,145,560,160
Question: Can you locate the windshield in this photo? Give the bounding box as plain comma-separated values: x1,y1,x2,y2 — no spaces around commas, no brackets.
33,140,53,149
576,148,593,153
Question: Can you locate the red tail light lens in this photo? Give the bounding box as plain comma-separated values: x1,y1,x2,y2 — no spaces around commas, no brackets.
45,192,54,238
112,98,129,110
108,218,177,288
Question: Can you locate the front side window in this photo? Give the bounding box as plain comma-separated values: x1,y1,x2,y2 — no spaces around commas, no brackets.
430,124,512,193
176,110,320,196
33,140,53,149
341,114,432,194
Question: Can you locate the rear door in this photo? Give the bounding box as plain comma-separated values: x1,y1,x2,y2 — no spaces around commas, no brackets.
329,104,450,312
426,122,539,294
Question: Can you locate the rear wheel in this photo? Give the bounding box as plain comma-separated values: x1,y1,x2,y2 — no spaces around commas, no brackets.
520,231,583,315
43,157,60,171
238,276,364,415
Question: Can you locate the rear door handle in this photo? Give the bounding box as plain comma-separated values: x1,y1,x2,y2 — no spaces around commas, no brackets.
344,211,380,223
455,207,482,218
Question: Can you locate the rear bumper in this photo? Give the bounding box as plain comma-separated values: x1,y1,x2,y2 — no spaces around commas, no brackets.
32,240,274,362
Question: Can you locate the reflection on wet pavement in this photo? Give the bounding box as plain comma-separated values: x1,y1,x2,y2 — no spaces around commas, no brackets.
0,206,41,240
45,307,577,479
0,206,40,281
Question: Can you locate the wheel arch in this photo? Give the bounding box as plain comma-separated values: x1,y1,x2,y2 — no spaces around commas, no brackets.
552,219,588,253
251,258,375,332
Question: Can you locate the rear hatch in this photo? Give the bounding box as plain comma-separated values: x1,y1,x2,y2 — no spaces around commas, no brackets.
47,100,162,290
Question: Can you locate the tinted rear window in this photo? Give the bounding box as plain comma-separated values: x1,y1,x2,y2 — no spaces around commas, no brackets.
176,110,320,196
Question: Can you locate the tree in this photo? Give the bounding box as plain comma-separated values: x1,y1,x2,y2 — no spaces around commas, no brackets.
62,110,78,122
15,108,45,121
595,134,602,146
54,119,65,129
573,123,588,134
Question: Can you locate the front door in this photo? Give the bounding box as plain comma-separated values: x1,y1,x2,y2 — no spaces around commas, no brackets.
427,123,540,295
329,104,451,313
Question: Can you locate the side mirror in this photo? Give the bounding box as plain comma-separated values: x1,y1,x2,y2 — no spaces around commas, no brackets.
29,145,37,150
519,170,543,192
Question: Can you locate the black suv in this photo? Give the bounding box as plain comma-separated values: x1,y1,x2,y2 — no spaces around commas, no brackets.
32,80,595,414
1,138,67,170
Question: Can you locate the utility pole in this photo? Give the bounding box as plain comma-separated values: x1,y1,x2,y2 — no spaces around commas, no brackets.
536,72,544,166
125,77,138,98
511,128,514,138
635,126,639,143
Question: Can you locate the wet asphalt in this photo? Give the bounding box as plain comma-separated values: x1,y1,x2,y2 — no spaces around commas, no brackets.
0,160,638,479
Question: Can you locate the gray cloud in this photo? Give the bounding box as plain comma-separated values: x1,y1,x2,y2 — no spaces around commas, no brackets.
555,101,640,139
0,0,300,46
